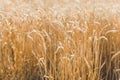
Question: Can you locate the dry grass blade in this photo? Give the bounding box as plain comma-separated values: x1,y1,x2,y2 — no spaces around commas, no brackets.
111,51,120,61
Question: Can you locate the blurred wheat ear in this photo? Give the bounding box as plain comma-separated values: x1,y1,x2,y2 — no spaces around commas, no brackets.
8,45,15,68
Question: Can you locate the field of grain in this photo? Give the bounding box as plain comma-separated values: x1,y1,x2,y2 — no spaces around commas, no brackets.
0,0,120,80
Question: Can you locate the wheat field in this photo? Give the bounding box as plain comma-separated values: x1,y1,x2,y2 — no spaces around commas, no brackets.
0,0,120,80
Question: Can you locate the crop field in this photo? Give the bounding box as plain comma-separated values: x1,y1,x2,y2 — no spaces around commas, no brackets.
0,0,120,80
